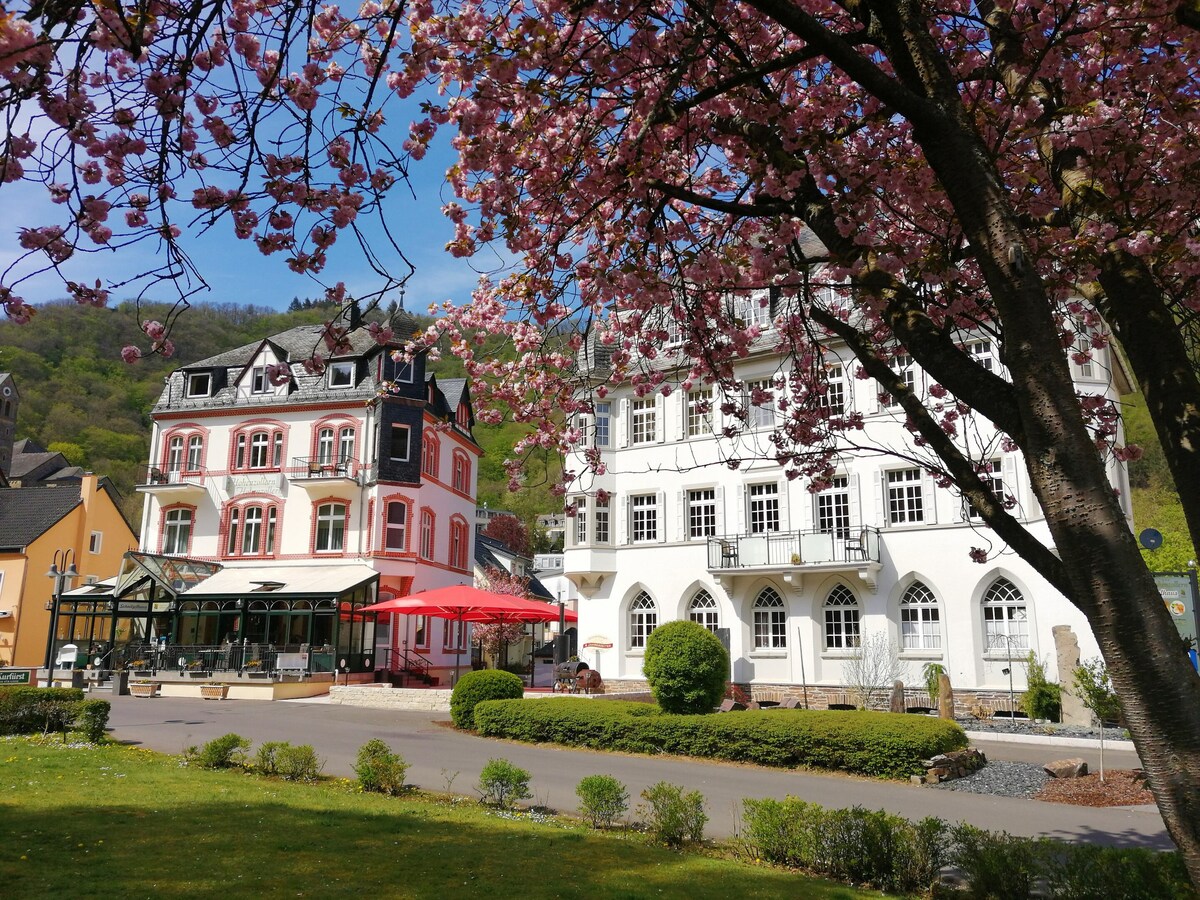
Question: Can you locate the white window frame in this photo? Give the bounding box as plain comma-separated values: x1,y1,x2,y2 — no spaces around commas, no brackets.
752,587,787,650
594,402,611,447
822,364,845,414
687,488,717,539
390,424,411,462
747,379,775,429
629,593,658,649
817,476,850,539
824,584,860,651
163,508,192,556
185,372,211,398
748,482,780,533
688,590,719,632
630,493,658,542
900,582,942,651
687,390,713,437
887,468,924,525
574,496,588,545
882,353,915,408
315,502,346,553
384,501,407,551
594,496,610,544
328,361,355,389
630,399,656,445
967,459,1004,520
983,578,1029,654
186,434,203,471
250,366,269,394
88,531,102,554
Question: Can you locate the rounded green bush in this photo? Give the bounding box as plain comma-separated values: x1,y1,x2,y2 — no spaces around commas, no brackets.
643,620,729,714
450,669,525,729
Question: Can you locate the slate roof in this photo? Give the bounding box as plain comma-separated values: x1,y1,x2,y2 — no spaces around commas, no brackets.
474,534,555,601
0,484,82,550
153,313,425,415
8,447,74,484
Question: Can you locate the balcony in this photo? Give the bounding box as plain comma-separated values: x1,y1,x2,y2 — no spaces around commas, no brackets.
136,466,208,499
288,456,360,496
707,527,882,589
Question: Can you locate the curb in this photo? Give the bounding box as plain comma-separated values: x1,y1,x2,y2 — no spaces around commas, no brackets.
964,730,1135,753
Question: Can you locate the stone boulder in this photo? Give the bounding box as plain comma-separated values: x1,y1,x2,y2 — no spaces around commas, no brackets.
1043,757,1089,778
718,699,747,712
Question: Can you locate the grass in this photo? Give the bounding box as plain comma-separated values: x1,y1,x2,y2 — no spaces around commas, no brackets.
0,737,880,899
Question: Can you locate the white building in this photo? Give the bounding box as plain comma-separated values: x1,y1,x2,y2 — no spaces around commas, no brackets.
563,297,1130,709
135,309,481,684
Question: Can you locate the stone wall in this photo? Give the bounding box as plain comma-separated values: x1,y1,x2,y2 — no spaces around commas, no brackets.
601,678,1029,718
328,684,454,711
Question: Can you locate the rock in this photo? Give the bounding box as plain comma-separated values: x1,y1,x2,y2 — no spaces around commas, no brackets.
890,679,906,713
780,697,803,709
718,699,747,712
1043,757,1089,778
911,775,925,785
938,672,955,719
1054,625,1089,726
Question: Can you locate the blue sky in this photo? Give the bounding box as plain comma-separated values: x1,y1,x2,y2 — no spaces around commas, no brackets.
0,130,488,317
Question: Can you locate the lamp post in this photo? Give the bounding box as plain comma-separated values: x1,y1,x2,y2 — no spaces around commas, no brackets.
44,549,79,688
989,632,1021,718
555,588,566,666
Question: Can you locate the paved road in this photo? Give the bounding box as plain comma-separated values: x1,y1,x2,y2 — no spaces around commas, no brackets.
105,696,1167,848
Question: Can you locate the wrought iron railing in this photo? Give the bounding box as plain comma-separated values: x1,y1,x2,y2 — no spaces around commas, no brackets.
143,465,207,486
289,455,359,479
114,643,324,676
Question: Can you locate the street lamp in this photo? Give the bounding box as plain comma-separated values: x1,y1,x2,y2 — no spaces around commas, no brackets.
989,632,1022,718
44,549,79,688
555,588,566,666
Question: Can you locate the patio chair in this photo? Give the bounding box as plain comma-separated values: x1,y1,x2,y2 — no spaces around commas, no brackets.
844,529,868,560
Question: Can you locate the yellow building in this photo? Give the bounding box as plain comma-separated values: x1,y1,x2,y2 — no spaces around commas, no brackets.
0,475,136,667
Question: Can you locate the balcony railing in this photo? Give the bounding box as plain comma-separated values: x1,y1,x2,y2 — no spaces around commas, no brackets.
289,455,359,480
141,466,207,488
707,527,881,570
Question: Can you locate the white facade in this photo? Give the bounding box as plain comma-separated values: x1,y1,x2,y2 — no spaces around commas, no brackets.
137,317,481,682
564,313,1129,703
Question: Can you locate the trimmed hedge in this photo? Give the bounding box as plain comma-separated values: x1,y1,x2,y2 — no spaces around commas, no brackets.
473,699,966,778
0,687,85,735
450,669,525,729
742,797,1194,898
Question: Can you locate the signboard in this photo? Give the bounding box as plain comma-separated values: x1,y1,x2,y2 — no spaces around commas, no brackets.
1153,571,1199,650
582,635,613,649
0,669,34,686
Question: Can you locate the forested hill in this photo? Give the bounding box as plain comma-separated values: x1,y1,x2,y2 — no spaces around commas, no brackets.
0,300,560,533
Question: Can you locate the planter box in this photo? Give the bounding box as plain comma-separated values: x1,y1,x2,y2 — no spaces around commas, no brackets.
187,670,211,678
243,670,269,679
130,683,159,698
200,684,229,700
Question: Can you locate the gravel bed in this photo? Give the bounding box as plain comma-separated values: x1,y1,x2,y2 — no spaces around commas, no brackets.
954,717,1127,742
929,759,1050,798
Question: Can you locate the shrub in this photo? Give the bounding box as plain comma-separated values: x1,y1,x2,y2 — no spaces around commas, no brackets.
472,699,966,778
638,781,706,848
921,662,946,705
575,774,629,829
1073,657,1121,726
450,669,525,729
1021,652,1062,722
354,739,409,795
1039,842,1194,900
275,744,324,782
950,825,1042,899
643,620,729,714
476,757,532,808
256,741,288,775
0,687,84,735
188,733,250,769
74,699,110,743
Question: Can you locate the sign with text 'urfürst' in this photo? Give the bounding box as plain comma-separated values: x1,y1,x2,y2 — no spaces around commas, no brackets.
0,669,34,686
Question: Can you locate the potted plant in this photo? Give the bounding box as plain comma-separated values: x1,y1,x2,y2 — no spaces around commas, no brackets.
200,683,229,700
129,681,158,698
243,660,269,678
186,659,210,678
130,658,153,675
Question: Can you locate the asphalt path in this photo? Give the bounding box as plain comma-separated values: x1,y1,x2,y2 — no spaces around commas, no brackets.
104,695,1168,848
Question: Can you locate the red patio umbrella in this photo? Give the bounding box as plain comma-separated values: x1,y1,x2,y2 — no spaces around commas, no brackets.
360,585,577,683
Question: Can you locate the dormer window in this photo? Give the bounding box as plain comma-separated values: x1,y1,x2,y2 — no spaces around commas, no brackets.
186,372,211,398
250,366,270,394
328,361,355,389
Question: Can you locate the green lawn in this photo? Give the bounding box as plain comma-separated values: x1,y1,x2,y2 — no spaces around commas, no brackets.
0,737,883,899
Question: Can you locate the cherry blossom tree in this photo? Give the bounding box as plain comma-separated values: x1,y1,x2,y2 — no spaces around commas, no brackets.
481,513,532,558
3,0,1200,881
474,565,533,668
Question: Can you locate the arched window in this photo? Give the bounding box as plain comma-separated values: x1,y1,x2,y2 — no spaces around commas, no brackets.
900,581,941,650
629,592,657,649
983,577,1028,652
232,423,285,471
316,427,335,465
688,590,718,632
384,500,408,552
824,584,860,650
449,517,469,569
422,434,439,478
452,451,471,492
338,425,355,465
166,436,184,473
224,501,279,557
315,502,347,553
753,587,787,650
186,434,203,471
419,509,435,559
162,507,193,555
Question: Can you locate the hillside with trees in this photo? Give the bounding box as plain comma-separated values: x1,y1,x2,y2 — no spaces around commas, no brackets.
0,300,561,536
